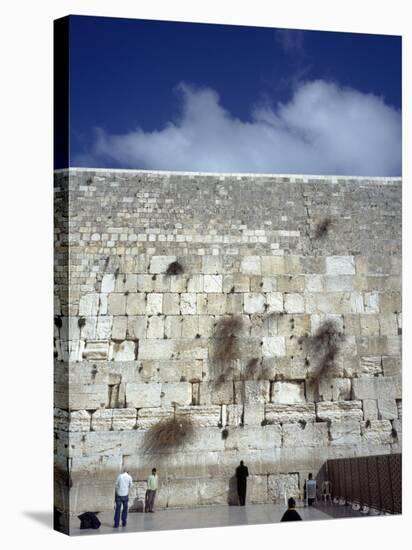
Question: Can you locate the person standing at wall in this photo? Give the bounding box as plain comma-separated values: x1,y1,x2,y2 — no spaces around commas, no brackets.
280,497,303,522
145,468,158,513
235,460,249,506
305,473,317,506
113,469,133,528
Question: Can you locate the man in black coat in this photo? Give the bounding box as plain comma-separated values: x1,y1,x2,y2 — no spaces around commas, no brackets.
280,498,302,522
235,460,249,506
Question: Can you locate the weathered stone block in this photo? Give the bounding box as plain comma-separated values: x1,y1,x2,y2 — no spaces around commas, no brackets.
96,316,113,339
207,293,226,315
68,384,107,410
163,293,180,315
352,377,398,400
261,256,284,276
284,293,305,314
272,382,305,404
147,316,164,339
235,380,270,404
126,293,146,315
187,274,204,293
265,403,316,424
361,420,393,445
244,293,265,314
224,425,282,450
107,293,126,316
146,293,163,315
82,340,109,361
125,383,161,408
178,405,221,427
150,256,176,274
109,340,136,361
382,356,401,377
316,401,363,422
136,407,174,429
70,410,90,432
203,274,223,293
283,422,329,447
362,399,378,421
127,316,146,339
139,340,175,360
262,336,286,357
203,255,222,274
111,316,127,339
240,256,261,275
268,474,299,503
91,409,113,431
377,398,398,420
329,419,361,446
326,256,355,275
359,356,383,377
112,408,137,430
161,382,192,406
79,293,100,316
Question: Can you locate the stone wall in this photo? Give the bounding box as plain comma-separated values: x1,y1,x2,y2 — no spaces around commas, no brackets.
54,169,402,514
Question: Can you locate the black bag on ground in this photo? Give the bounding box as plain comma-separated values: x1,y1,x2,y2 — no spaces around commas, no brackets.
78,512,101,529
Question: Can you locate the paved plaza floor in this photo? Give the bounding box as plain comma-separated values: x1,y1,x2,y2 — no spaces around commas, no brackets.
70,502,376,536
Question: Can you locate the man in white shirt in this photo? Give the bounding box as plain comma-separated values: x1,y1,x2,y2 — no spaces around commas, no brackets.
305,473,317,506
114,469,133,528
145,468,158,513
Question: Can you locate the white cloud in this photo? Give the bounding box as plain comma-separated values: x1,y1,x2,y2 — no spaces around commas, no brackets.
80,81,401,176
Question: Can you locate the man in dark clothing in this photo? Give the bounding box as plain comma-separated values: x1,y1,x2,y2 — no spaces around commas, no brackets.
235,460,249,506
280,498,302,522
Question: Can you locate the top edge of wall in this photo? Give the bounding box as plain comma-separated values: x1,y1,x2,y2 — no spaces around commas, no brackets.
54,167,402,183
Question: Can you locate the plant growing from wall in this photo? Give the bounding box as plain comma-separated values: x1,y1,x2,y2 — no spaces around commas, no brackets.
314,217,332,239
299,320,344,380
142,408,194,452
211,315,243,382
166,261,184,275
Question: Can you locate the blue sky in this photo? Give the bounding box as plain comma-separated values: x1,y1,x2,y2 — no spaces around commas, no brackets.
65,15,401,175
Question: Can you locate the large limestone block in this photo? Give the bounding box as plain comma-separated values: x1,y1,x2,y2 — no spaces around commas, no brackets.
361,420,393,445
382,356,401,377
240,256,261,275
68,384,107,410
163,293,180,315
268,473,299,503
146,293,163,315
305,292,353,314
272,381,305,404
96,316,113,339
136,407,175,429
109,340,136,361
107,294,126,316
203,275,223,293
243,403,265,425
200,382,234,405
54,408,69,431
112,408,137,430
284,293,305,314
82,430,146,457
91,409,113,431
125,383,161,408
111,316,127,339
139,340,176,360
69,410,91,432
261,256,285,276
265,403,316,424
187,274,204,293
265,292,283,313
127,315,146,339
159,359,204,383
362,399,378,421
282,422,329,447
324,275,354,292
352,377,399,400
359,356,383,377
244,293,265,314
146,316,165,339
377,398,398,420
226,404,244,426
161,382,192,406
224,425,282,450
180,293,197,315
101,273,116,293
178,405,221,427
262,336,286,357
149,256,176,274
235,380,270,404
329,420,361,446
307,378,351,402
248,475,269,503
233,273,250,292
206,293,226,315
82,340,109,361
326,256,355,275
316,401,363,422
202,255,222,274
79,293,100,316
126,293,146,315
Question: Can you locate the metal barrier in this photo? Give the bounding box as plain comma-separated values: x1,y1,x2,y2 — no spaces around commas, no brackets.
326,454,402,514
